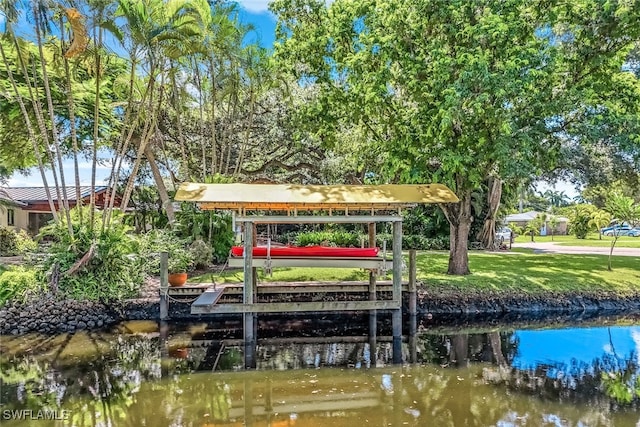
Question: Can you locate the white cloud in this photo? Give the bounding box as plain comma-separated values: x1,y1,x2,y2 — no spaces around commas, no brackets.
238,0,272,13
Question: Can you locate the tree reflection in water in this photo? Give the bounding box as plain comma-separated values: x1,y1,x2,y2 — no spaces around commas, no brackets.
1,323,640,426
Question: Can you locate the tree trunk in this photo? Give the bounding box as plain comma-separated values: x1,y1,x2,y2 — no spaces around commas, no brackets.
144,144,175,226
60,15,83,223
0,42,58,221
478,177,502,250
90,15,102,227
440,188,472,275
34,8,73,237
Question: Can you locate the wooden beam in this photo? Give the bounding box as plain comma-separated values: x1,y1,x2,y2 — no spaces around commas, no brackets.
234,215,403,224
159,252,168,320
190,300,401,314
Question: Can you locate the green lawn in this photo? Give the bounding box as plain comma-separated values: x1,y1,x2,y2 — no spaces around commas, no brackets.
514,233,640,248
191,251,640,296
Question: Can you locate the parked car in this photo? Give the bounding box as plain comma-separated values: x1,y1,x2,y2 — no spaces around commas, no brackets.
496,227,513,243
628,228,640,237
601,225,634,236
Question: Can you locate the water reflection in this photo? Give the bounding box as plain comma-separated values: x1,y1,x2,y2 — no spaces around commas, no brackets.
1,319,640,426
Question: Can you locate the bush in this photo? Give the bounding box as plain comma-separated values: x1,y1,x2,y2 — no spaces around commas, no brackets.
138,229,195,275
0,227,18,256
0,266,40,306
376,234,450,250
39,208,143,301
295,230,362,247
15,230,37,253
189,239,212,269
568,205,596,239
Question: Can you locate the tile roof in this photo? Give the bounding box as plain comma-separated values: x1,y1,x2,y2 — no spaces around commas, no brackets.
3,186,107,203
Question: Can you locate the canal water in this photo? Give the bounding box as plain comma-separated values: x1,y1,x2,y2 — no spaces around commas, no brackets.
1,315,640,426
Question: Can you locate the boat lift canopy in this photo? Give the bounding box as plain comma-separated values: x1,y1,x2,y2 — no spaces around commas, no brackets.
174,183,459,213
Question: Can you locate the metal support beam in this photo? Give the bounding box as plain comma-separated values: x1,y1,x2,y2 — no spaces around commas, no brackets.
392,221,402,303
159,252,169,320
368,222,377,353
235,215,403,224
408,250,417,363
243,224,256,369
392,221,403,364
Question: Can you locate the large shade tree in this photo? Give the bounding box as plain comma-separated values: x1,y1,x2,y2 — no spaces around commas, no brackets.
270,0,640,274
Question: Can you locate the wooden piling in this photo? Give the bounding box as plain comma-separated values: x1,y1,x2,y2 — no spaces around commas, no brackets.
159,251,169,320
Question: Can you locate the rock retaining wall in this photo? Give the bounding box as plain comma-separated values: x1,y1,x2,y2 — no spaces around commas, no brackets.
3,288,640,336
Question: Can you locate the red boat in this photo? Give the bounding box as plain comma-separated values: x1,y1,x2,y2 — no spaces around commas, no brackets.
230,246,380,257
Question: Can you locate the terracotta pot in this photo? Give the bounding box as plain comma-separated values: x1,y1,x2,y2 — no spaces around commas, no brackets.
168,272,188,287
169,347,189,358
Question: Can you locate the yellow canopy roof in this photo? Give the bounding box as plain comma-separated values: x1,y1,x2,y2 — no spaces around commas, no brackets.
174,183,459,211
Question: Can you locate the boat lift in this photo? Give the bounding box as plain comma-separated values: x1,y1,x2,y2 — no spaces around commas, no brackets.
171,183,459,366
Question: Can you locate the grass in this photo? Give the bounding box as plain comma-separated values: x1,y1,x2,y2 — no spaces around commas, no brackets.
514,233,640,248
191,251,640,296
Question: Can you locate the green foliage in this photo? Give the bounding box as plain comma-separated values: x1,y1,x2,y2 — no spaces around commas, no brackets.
0,228,37,256
168,247,193,274
137,229,194,275
38,208,143,301
588,209,612,235
189,239,212,269
508,222,524,236
295,230,361,247
0,266,40,306
375,233,450,250
601,371,640,405
605,193,640,228
15,229,37,254
0,227,18,256
568,205,598,239
174,203,233,263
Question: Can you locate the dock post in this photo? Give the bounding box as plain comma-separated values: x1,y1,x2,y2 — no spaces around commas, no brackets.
368,223,377,360
392,221,403,364
408,249,417,363
243,222,256,369
160,251,169,320
244,378,254,426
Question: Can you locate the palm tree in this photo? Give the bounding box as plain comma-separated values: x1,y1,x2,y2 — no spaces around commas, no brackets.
0,3,59,221
588,209,611,240
104,0,209,227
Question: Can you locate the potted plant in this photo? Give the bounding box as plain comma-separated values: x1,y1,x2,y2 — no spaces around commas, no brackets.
168,247,193,287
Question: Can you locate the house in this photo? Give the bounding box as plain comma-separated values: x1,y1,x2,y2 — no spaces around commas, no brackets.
504,210,569,235
0,186,109,234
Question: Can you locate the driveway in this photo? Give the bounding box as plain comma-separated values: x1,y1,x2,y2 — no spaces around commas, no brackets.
511,241,640,257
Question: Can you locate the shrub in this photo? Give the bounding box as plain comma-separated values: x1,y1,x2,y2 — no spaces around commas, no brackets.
568,205,596,239
189,239,212,269
0,227,18,256
295,230,362,247
38,208,143,301
0,266,40,306
138,229,194,275
15,230,37,254
376,234,450,251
